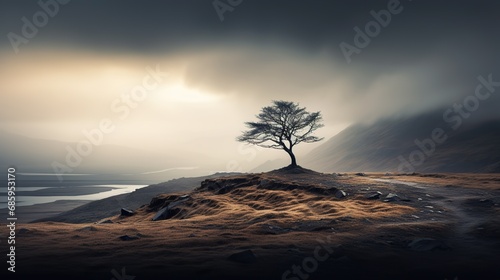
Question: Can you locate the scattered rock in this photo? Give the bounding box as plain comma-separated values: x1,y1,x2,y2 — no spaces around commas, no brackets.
408,238,449,251
188,234,196,238
335,190,347,199
119,235,140,241
424,206,434,209
411,215,420,219
365,191,382,199
199,178,255,194
384,172,392,176
152,196,191,221
384,193,398,202
464,198,495,209
355,172,366,176
199,180,221,192
120,208,135,217
152,207,170,221
386,193,398,199
227,250,257,263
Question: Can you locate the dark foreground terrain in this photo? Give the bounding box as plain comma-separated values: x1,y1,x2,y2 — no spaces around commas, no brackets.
2,167,500,280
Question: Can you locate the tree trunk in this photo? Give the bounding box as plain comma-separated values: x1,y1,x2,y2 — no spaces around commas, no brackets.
287,150,297,167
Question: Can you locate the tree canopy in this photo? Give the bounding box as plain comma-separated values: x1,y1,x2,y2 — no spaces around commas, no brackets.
237,100,324,167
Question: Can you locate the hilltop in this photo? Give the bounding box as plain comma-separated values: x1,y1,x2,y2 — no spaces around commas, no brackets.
7,168,500,279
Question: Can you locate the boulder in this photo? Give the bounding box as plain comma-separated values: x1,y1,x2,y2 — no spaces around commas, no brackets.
384,193,398,202
152,207,170,221
386,193,398,199
120,208,135,217
335,190,347,199
152,196,190,221
365,191,382,199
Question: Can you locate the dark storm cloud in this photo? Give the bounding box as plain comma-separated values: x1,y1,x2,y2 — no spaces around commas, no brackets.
2,0,499,58
2,0,500,123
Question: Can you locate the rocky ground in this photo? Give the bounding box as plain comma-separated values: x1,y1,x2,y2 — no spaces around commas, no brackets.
2,167,499,279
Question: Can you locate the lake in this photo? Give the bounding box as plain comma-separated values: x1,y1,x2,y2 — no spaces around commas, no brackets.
0,174,153,208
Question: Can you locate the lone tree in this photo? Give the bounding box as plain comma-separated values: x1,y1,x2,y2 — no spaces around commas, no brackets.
237,100,324,167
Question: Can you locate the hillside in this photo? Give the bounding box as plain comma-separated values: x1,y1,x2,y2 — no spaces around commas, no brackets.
9,168,500,279
35,173,239,223
302,112,500,173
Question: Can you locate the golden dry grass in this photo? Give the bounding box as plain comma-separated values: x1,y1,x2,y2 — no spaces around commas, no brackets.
4,170,499,279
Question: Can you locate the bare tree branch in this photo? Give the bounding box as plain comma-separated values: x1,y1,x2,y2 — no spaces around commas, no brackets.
236,100,324,167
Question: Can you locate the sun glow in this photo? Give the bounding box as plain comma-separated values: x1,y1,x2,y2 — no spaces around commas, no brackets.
159,82,219,103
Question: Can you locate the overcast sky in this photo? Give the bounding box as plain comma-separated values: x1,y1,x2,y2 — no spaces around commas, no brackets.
1,0,499,173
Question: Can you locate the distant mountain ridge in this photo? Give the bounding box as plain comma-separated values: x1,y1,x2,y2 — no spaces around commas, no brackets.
301,111,500,173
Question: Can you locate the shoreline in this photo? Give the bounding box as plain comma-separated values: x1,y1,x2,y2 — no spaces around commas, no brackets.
0,184,148,222
0,184,147,208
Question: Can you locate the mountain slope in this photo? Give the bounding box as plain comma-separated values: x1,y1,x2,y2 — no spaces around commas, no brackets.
302,112,500,173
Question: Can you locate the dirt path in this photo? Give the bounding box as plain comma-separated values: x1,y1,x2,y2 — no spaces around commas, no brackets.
371,177,500,249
